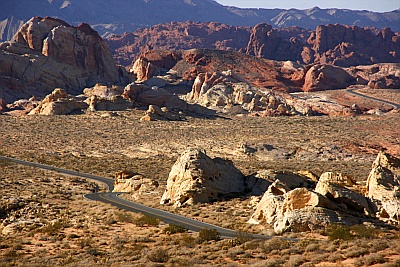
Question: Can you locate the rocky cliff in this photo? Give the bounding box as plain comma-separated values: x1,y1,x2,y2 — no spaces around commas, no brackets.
108,22,400,68
0,16,128,102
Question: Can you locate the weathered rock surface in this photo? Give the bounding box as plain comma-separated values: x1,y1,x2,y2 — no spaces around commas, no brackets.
315,173,372,215
28,88,88,115
250,152,400,233
160,148,245,207
0,98,8,113
140,105,186,121
301,64,355,92
123,83,188,111
367,152,400,222
86,95,132,112
0,16,127,103
113,170,159,199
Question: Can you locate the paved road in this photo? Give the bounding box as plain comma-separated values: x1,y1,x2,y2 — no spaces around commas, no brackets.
0,155,271,240
345,88,400,110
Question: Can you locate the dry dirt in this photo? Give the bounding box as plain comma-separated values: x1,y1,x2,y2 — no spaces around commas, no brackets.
1,103,400,266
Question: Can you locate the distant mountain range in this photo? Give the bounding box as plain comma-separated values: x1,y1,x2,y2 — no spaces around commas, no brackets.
1,0,399,41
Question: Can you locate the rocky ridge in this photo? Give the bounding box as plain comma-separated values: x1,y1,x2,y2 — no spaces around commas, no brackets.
107,22,400,68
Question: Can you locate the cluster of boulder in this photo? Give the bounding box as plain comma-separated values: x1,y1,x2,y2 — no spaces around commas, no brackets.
159,149,400,233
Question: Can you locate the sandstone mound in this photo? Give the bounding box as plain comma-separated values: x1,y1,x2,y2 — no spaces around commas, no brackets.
113,170,159,200
28,88,88,115
160,148,245,207
0,16,127,103
140,105,186,121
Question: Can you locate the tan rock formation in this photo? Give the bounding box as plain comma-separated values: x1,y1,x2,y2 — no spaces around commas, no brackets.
160,148,245,207
318,172,356,187
123,83,188,111
315,173,372,215
140,105,186,121
83,84,124,99
86,95,132,112
113,170,158,199
28,88,88,115
0,16,127,103
367,152,400,222
248,180,286,225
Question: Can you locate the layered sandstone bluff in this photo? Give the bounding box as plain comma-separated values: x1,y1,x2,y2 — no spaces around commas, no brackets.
0,16,128,103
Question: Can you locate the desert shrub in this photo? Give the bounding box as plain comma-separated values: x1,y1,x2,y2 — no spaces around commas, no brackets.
283,255,305,267
116,211,134,223
327,252,344,263
369,239,389,253
326,224,353,241
199,228,221,242
39,220,66,235
305,243,320,252
363,253,387,266
147,248,170,263
343,246,369,258
180,234,196,248
232,230,253,246
78,238,92,249
310,253,330,264
86,248,102,256
351,224,377,239
163,224,187,235
263,238,292,254
134,215,160,227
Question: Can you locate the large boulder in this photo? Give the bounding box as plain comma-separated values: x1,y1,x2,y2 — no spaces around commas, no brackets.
28,88,88,115
140,105,186,121
367,152,400,222
160,148,245,207
0,16,127,103
302,64,355,92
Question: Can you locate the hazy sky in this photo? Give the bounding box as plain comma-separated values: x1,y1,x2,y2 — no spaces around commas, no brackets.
216,0,400,12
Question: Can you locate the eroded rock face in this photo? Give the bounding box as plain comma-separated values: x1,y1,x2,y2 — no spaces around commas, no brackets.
0,16,126,103
28,88,88,115
160,148,245,207
367,152,400,222
315,173,372,215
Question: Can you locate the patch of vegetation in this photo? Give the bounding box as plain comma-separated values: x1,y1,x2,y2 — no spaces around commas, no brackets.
163,224,187,235
134,214,160,227
147,248,170,263
198,228,221,242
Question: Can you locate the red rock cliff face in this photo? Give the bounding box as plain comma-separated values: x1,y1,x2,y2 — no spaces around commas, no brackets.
107,21,400,68
308,24,400,67
106,21,251,66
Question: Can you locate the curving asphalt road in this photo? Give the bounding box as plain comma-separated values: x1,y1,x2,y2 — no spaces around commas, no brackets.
345,88,400,110
0,155,271,240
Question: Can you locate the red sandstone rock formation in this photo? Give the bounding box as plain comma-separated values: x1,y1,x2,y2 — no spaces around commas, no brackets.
107,21,399,68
